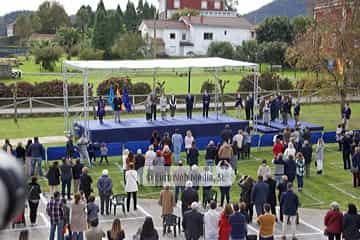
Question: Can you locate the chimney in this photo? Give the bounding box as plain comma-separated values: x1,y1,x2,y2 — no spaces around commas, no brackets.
200,15,204,24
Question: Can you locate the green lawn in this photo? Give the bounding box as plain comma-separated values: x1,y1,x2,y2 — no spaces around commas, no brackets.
37,144,358,211
1,103,359,139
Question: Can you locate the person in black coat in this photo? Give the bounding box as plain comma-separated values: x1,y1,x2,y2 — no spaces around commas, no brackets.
87,142,97,166
60,158,73,200
113,95,123,123
202,90,210,118
72,159,84,195
245,96,251,120
46,161,60,196
294,101,301,126
15,142,26,164
182,202,204,240
265,174,277,220
185,93,194,119
220,124,232,144
65,137,75,159
300,140,313,177
151,94,157,121
342,132,353,170
284,156,297,183
97,96,106,125
277,175,289,222
181,181,199,217
80,167,93,202
352,147,360,187
235,92,243,117
27,176,42,225
342,103,352,130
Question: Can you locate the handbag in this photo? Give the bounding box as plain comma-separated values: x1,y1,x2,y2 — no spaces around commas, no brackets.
351,166,359,173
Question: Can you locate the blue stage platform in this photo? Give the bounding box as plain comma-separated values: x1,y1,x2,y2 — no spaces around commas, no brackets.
254,119,324,133
76,114,249,143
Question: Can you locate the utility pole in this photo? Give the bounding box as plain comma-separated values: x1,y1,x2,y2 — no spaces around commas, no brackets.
152,10,158,93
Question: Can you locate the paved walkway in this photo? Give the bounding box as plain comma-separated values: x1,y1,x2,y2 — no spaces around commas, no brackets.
0,196,327,240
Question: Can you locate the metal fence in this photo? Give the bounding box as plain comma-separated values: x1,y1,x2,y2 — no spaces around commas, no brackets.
0,89,359,116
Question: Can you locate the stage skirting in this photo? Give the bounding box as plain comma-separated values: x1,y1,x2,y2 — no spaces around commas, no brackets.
254,119,324,133
75,114,249,143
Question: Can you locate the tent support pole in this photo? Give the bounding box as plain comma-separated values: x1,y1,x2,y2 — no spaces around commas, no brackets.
152,68,157,94
83,69,89,139
63,64,69,136
253,66,259,133
213,68,220,120
187,68,191,93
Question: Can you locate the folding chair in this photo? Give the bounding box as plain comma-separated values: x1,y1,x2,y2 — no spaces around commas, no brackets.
162,214,180,237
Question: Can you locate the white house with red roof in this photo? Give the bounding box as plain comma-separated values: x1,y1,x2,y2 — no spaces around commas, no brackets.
139,15,254,56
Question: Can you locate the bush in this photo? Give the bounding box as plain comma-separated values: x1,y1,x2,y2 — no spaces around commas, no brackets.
207,42,234,59
68,82,84,96
97,77,132,96
79,48,104,60
10,82,34,97
31,80,83,97
0,83,12,97
238,72,293,91
131,82,151,95
200,80,216,94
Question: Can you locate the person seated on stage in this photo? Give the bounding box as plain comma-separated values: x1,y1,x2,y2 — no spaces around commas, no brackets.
169,95,176,119
113,95,123,123
160,94,167,120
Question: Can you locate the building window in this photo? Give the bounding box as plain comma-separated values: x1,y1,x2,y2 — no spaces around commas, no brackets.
214,0,221,9
182,33,186,40
174,0,180,9
203,32,213,40
201,0,208,9
170,33,176,39
224,30,227,36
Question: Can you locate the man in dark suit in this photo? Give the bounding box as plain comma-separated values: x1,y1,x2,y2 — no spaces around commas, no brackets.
182,202,204,240
181,181,199,217
185,93,194,119
342,103,351,130
202,90,210,118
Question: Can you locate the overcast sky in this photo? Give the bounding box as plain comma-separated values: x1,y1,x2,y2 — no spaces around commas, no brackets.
0,0,274,16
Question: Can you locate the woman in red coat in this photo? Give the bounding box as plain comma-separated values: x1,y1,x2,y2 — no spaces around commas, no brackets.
324,201,343,240
218,204,233,240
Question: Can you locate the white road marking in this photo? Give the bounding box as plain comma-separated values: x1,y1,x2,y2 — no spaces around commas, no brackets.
40,213,50,227
137,204,152,217
299,219,324,233
328,183,360,199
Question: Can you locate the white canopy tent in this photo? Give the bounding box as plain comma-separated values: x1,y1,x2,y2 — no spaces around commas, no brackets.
63,57,259,136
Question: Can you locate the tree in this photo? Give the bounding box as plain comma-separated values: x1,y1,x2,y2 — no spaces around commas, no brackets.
14,14,32,41
171,8,199,20
286,0,360,113
261,41,288,66
56,27,81,59
37,1,70,34
29,13,41,33
142,1,153,20
75,5,94,35
92,0,110,52
256,16,293,44
124,1,138,32
106,10,124,50
291,16,316,38
31,40,63,71
137,0,144,20
234,40,263,63
207,42,234,59
112,32,146,59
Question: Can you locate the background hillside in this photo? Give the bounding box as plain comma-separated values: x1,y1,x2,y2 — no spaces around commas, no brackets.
0,10,32,36
244,0,311,24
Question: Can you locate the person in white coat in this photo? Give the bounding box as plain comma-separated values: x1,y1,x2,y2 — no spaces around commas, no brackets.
125,163,138,212
78,135,91,166
284,142,297,160
316,138,325,175
160,94,167,120
204,200,220,240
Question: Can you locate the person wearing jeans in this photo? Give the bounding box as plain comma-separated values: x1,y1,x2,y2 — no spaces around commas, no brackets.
46,191,64,240
60,158,73,200
97,170,113,215
171,129,183,164
27,177,41,225
217,160,234,207
280,183,299,240
29,137,45,176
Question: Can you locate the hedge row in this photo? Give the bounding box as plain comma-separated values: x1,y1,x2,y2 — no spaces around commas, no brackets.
0,80,83,97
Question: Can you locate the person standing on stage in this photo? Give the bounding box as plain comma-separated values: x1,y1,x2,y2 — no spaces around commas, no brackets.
113,95,123,123
97,96,106,125
342,103,351,130
160,94,167,120
245,96,251,120
145,95,152,122
169,95,176,119
151,94,157,121
235,92,244,118
185,93,194,119
202,90,210,118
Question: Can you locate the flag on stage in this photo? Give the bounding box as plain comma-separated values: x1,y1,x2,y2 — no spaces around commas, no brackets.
123,86,132,112
108,86,115,110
